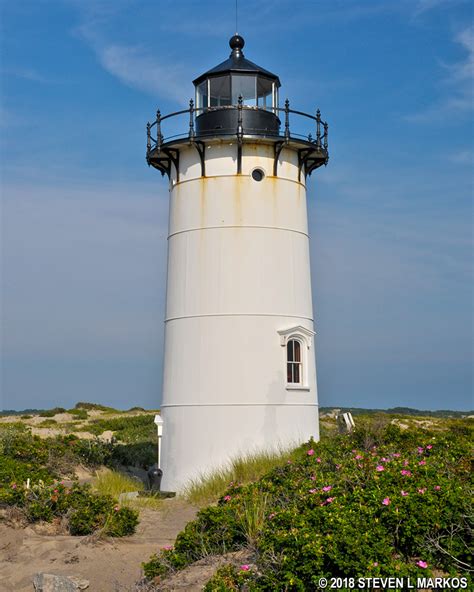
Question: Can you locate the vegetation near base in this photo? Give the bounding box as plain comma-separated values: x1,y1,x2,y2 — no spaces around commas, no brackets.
143,419,473,590
0,423,140,537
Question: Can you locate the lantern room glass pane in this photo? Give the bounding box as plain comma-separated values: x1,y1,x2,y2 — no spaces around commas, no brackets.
257,78,273,109
209,76,231,107
231,74,256,106
196,81,208,110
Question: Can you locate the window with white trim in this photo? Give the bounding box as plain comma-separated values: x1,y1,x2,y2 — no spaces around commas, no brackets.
287,338,302,384
277,325,315,390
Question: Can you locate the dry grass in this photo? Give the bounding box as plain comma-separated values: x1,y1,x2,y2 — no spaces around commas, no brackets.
91,469,162,511
182,447,298,506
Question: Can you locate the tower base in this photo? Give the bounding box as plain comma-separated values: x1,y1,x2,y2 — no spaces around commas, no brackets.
159,403,319,492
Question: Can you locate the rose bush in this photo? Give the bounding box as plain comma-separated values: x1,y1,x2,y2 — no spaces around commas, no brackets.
143,421,472,590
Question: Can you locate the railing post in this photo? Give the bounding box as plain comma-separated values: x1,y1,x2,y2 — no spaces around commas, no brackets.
188,99,195,140
316,109,321,149
156,109,162,152
237,95,243,141
284,99,290,142
323,122,328,151
146,122,151,155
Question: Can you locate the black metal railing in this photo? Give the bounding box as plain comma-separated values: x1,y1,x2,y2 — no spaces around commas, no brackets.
146,98,328,157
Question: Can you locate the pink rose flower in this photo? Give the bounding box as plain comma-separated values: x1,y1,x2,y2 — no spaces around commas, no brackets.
376,465,385,472
434,485,441,491
419,460,426,465
355,454,363,460
322,485,332,492
316,457,322,463
426,444,433,450
382,497,390,506
392,453,401,458
309,489,318,494
401,469,412,476
307,449,315,456
403,460,409,466
223,495,232,502
11,483,17,489
417,447,424,454
401,490,408,496
162,545,173,550
241,564,250,571
373,562,379,567
418,488,426,495
416,560,428,568
326,497,335,503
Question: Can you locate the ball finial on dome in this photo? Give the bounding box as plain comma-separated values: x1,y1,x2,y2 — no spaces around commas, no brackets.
229,34,245,54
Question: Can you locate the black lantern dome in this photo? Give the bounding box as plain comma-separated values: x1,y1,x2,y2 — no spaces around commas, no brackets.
193,35,281,136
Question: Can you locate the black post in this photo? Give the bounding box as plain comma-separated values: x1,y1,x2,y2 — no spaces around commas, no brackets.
284,99,290,143
237,95,243,174
189,99,195,140
324,122,328,151
146,122,151,154
316,109,321,149
237,95,243,140
156,109,162,152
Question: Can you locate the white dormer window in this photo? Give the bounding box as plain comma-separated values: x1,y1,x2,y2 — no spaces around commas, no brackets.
278,326,315,391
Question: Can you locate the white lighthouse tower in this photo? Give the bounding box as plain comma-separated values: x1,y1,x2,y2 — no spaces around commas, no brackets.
147,35,329,492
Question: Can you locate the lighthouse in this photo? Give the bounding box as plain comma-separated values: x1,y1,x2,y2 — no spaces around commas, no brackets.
147,35,329,492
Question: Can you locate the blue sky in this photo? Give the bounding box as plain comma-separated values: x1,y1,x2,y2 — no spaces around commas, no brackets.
1,0,472,411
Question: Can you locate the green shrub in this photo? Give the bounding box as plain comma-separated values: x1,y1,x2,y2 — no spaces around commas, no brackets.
1,480,139,537
67,485,138,536
67,408,88,420
74,402,118,412
39,419,58,427
88,414,157,444
143,424,473,589
39,407,66,418
203,565,252,591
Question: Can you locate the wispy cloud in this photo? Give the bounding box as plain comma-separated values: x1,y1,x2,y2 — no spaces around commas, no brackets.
449,149,474,164
96,43,191,103
405,25,474,121
412,0,467,17
3,67,51,83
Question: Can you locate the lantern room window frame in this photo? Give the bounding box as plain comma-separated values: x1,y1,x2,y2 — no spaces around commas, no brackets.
196,75,278,112
277,326,315,391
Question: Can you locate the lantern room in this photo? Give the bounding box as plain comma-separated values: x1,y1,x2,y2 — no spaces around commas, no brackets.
193,34,281,136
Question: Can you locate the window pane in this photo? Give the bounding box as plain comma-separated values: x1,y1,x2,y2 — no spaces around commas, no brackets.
210,76,231,107
287,363,293,383
257,78,273,109
294,363,300,384
232,75,256,106
287,340,294,362
294,341,301,362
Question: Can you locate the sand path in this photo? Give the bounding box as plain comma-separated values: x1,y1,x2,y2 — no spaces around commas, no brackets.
0,499,197,592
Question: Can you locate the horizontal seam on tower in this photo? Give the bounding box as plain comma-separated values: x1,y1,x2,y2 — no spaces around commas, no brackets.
173,174,306,189
164,313,314,323
168,225,310,239
161,403,319,408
